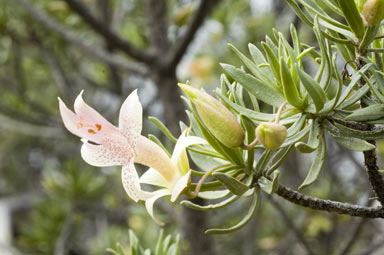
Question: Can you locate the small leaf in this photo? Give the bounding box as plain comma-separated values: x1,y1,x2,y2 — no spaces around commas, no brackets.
205,190,259,235
345,104,384,121
336,0,365,39
149,116,177,143
221,64,284,108
258,170,280,194
295,118,321,153
181,195,239,211
299,132,326,190
280,57,304,109
298,68,326,112
212,172,249,196
333,121,384,140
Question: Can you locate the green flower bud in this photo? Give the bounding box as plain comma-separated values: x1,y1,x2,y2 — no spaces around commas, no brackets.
362,0,384,26
256,123,287,150
355,0,367,12
178,83,245,148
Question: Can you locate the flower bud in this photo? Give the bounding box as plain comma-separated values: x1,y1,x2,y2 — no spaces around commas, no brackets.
178,83,245,148
256,123,287,150
361,0,384,26
355,0,367,12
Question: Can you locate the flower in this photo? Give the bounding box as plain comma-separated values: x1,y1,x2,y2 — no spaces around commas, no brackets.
361,0,384,26
58,90,206,225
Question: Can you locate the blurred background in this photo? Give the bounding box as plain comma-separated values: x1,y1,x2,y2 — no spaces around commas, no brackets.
1,0,384,254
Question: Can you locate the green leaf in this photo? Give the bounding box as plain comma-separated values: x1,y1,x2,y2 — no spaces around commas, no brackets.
221,64,284,108
345,104,384,121
149,116,177,143
205,190,259,235
333,121,384,140
298,68,326,112
280,57,304,109
324,120,376,151
181,195,239,211
262,42,282,84
295,118,321,153
148,134,171,157
336,0,365,38
298,132,326,190
266,145,293,175
258,170,280,194
212,172,249,196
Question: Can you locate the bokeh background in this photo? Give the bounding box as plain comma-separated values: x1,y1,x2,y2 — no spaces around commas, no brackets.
1,0,384,254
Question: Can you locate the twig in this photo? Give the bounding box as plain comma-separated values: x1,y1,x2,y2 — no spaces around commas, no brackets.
339,217,369,255
276,185,384,218
16,0,149,76
267,196,314,255
62,0,154,63
167,0,222,69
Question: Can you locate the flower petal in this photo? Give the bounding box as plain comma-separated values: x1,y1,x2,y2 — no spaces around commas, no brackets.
74,91,117,132
119,90,142,140
171,132,207,165
170,171,191,202
121,161,153,202
59,97,102,143
81,140,133,167
145,189,171,226
139,168,168,187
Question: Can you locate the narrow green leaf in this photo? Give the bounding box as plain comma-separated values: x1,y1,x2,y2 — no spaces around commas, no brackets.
181,195,239,211
221,64,284,108
345,104,384,121
148,134,171,157
333,121,384,140
298,68,326,112
295,118,321,153
258,170,280,194
280,57,304,109
261,42,282,84
336,0,365,39
205,190,259,235
266,145,293,175
149,116,177,143
298,133,326,190
324,120,376,151
213,172,249,196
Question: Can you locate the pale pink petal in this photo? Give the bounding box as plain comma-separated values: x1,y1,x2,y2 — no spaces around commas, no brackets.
121,161,153,202
74,91,117,132
119,90,142,140
81,140,132,167
145,189,171,226
170,171,191,202
139,168,168,187
59,97,103,143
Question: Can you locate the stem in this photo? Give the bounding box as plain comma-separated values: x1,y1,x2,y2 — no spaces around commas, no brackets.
241,138,259,150
274,101,288,124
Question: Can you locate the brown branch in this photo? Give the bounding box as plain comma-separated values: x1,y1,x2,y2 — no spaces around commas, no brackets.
276,185,384,218
16,0,148,76
167,0,222,69
62,0,154,64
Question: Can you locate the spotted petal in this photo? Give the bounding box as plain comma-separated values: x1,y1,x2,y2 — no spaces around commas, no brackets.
81,139,133,167
145,189,171,226
122,161,153,202
119,90,142,140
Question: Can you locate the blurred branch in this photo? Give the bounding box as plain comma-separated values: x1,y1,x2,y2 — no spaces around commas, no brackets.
16,0,149,76
339,217,369,255
276,185,384,218
145,0,170,56
62,0,154,64
267,196,314,255
0,114,63,138
167,0,222,69
356,237,384,255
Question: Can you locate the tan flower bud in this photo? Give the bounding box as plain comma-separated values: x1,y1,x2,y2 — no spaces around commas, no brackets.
179,83,245,148
256,123,287,150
